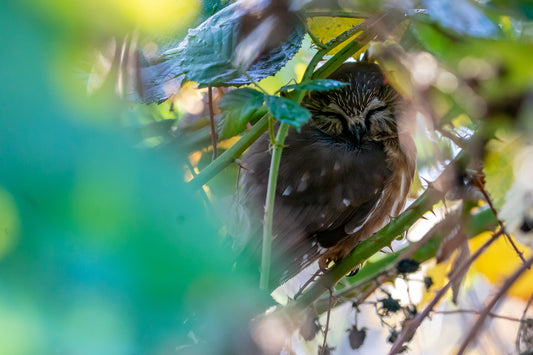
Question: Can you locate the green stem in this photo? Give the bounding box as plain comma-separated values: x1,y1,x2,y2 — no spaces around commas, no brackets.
313,208,497,313
260,123,290,289
312,29,376,79
187,114,269,189
288,188,442,310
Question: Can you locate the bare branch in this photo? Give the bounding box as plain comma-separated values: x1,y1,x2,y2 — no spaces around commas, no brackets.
457,255,533,354
388,230,503,354
516,292,533,353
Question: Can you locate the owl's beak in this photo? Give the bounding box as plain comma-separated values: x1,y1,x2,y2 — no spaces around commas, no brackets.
349,124,367,147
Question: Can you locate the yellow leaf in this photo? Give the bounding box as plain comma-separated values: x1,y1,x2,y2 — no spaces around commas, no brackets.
307,17,365,55
470,232,533,300
484,134,523,209
420,259,451,307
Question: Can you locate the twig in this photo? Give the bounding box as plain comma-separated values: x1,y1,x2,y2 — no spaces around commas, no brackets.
516,292,533,353
456,255,533,355
294,269,325,300
321,288,334,355
208,86,217,160
388,229,503,354
240,71,269,95
435,127,469,149
432,309,522,323
472,173,526,264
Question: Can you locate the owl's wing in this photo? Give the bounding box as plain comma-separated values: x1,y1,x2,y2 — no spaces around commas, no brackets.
239,127,392,287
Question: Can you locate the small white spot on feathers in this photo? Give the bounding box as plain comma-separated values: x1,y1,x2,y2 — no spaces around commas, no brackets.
342,198,351,207
334,161,341,171
350,224,364,233
297,180,308,192
282,185,293,196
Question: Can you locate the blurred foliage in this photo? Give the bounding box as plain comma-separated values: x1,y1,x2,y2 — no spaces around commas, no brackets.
0,2,266,354
471,232,533,300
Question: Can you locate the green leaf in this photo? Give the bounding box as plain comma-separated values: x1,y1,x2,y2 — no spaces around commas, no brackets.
280,79,348,93
219,88,265,139
265,96,311,131
140,1,305,102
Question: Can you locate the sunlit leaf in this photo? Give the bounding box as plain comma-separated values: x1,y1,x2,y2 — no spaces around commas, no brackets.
307,17,365,55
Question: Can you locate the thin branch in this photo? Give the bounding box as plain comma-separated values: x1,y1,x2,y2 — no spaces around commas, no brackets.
208,87,218,160
516,292,533,353
435,127,469,149
456,255,533,355
388,230,504,354
472,173,526,264
321,288,334,355
294,268,324,300
432,309,522,323
241,71,270,95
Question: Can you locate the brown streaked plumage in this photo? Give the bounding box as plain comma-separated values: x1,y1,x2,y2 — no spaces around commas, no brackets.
239,62,416,288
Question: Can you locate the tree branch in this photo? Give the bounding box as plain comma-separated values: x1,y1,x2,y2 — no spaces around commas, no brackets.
456,254,533,355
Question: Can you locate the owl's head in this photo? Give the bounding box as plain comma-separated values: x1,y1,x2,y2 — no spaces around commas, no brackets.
303,62,400,147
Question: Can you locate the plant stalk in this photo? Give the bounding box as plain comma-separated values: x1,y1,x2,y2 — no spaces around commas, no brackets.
260,122,290,290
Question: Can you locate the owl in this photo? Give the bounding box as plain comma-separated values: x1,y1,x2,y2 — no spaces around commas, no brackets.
239,62,416,288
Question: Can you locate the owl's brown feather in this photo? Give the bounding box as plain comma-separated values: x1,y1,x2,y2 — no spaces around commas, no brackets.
239,62,416,288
